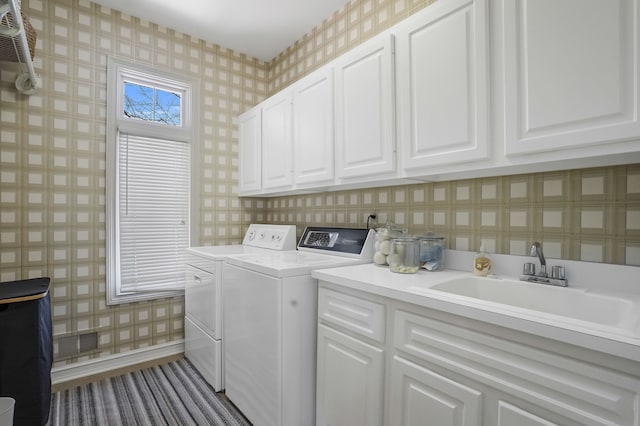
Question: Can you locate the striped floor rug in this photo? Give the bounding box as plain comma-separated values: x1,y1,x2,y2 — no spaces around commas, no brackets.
48,358,251,425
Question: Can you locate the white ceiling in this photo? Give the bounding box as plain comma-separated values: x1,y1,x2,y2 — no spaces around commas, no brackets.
91,0,352,61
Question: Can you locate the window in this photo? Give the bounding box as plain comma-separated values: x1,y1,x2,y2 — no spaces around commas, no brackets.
106,57,200,305
123,82,183,125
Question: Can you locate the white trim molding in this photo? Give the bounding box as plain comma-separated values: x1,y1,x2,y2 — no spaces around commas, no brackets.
51,340,185,385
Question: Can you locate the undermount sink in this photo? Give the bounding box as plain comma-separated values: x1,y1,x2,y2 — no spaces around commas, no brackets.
425,276,639,334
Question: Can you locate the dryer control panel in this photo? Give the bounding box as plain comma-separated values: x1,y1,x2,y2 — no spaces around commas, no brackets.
241,224,297,250
297,227,375,258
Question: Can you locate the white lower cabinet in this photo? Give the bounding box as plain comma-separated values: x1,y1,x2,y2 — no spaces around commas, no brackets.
388,355,482,426
316,283,640,426
393,308,640,425
496,401,560,426
316,286,386,426
316,325,385,426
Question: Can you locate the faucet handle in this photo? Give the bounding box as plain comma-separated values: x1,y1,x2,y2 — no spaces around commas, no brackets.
523,262,535,275
551,265,566,280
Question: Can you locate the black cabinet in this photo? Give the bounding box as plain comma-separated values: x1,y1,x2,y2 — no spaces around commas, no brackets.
0,278,52,426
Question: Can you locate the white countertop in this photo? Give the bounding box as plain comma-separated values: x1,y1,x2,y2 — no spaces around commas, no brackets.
311,259,640,363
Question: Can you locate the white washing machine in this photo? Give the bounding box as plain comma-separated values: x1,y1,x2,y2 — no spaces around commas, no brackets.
184,224,296,391
223,226,376,426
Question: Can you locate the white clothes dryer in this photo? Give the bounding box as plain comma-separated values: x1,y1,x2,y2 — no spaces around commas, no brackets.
223,227,375,426
184,224,296,391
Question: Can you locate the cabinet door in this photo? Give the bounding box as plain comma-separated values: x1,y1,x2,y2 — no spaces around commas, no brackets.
503,0,640,155
397,0,489,171
389,356,483,426
496,401,559,426
238,106,262,195
394,309,640,426
334,33,396,180
293,67,335,186
316,324,384,426
262,90,293,190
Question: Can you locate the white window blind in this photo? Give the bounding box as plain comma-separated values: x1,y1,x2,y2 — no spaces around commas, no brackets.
117,132,190,293
107,57,199,305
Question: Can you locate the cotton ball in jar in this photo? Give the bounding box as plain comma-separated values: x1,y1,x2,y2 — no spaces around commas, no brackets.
387,253,401,267
374,251,387,265
379,240,391,255
378,232,391,241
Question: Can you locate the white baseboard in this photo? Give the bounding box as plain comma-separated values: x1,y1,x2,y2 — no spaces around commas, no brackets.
51,340,185,385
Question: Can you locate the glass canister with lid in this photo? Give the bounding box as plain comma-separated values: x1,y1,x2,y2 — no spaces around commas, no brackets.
418,232,445,271
373,223,406,266
388,236,420,274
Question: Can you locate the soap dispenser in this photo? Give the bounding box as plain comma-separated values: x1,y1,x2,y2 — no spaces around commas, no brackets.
473,241,492,276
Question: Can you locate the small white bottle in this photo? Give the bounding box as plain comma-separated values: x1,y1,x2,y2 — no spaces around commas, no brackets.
473,241,492,276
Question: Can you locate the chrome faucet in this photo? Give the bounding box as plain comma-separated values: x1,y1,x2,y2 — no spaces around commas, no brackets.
520,242,568,287
530,242,547,277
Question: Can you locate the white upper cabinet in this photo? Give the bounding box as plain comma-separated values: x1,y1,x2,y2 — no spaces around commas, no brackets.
334,32,396,180
238,106,262,195
397,0,489,171
503,0,640,155
237,0,640,197
292,67,335,186
261,89,293,190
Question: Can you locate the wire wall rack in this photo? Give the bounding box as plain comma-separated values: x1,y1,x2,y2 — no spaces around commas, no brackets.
0,0,39,95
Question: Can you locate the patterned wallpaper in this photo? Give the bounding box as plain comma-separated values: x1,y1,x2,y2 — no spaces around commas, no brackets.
0,0,638,369
263,0,640,266
268,0,436,94
264,166,640,265
0,0,266,365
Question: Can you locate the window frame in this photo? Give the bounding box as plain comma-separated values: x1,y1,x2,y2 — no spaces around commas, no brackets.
106,56,200,305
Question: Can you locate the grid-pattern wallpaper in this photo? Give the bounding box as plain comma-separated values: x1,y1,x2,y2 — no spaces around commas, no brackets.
1,0,639,369
268,0,436,94
264,0,640,266
0,0,266,365
264,165,640,265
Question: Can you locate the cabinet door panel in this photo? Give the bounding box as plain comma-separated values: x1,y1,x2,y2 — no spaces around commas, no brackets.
316,324,384,426
318,287,385,343
293,68,335,185
398,0,489,169
262,91,293,189
394,309,640,425
497,401,558,426
504,0,640,155
389,356,483,426
238,107,262,194
335,33,396,179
